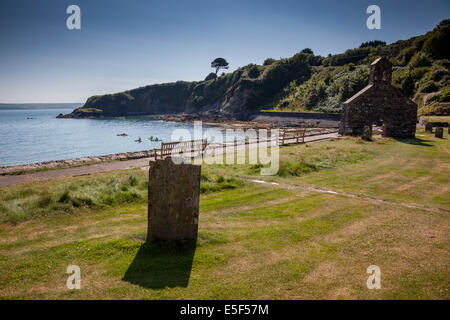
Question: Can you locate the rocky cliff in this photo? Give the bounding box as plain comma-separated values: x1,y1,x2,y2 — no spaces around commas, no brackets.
58,52,313,119
59,20,449,119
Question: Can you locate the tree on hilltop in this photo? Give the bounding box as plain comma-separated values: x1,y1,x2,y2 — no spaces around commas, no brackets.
211,58,229,75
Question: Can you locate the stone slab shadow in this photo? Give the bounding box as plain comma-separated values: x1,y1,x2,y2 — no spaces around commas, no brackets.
122,241,196,289
123,156,201,288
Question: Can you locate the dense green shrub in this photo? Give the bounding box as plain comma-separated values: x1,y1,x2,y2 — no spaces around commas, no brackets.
418,80,438,94
360,40,386,48
440,88,450,102
401,75,415,96
274,65,369,113
346,63,356,71
263,58,276,66
323,47,372,66
247,64,261,79
392,66,431,96
199,175,244,194
332,67,369,101
204,73,217,81
408,52,432,68
301,48,314,54
422,19,450,59
395,46,416,66
261,52,312,96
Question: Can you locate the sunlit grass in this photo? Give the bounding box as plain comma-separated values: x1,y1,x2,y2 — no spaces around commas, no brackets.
0,131,448,299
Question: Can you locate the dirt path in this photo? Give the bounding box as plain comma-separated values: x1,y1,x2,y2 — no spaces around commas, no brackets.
246,178,450,215
0,132,339,187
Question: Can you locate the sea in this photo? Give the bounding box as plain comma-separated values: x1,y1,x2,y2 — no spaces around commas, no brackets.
0,108,239,167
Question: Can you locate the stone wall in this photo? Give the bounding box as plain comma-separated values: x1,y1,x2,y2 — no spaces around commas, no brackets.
339,57,418,138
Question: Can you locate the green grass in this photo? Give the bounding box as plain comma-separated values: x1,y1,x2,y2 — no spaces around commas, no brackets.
0,170,245,225
421,115,450,123
200,186,292,213
78,108,103,113
245,206,364,247
199,173,245,193
0,170,148,224
276,142,373,177
221,193,330,221
0,131,448,299
297,133,450,210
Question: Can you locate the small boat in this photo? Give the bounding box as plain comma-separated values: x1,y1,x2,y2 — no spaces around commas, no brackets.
135,137,142,143
117,133,128,136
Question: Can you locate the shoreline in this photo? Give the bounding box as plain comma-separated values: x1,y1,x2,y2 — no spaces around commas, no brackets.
0,149,157,176
0,126,339,176
2,111,340,176
0,130,340,187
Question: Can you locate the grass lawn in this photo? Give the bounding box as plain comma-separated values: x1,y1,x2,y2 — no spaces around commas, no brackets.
0,129,448,299
422,115,450,123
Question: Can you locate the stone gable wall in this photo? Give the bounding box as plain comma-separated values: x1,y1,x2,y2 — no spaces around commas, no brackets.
339,57,418,138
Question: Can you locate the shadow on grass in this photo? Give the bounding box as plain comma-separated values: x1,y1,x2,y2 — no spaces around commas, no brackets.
394,137,433,147
122,241,196,289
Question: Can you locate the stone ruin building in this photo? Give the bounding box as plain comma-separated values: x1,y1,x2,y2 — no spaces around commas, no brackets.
339,57,418,138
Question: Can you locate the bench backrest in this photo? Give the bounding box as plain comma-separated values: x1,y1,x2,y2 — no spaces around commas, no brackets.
280,128,306,144
160,138,207,157
281,128,306,136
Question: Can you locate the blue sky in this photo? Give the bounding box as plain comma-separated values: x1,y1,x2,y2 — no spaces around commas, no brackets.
0,0,448,103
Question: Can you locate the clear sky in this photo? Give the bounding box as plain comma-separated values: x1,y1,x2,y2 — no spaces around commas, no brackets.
0,0,448,103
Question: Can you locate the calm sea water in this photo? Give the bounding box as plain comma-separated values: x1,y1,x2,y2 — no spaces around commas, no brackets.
0,109,231,167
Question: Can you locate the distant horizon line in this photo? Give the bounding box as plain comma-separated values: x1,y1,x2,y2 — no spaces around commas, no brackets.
0,102,83,110
0,102,83,104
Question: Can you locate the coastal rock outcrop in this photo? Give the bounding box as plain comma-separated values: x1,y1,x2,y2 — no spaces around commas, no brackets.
57,20,450,120
57,52,313,119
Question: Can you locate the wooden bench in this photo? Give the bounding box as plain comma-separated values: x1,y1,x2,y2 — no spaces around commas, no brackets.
153,138,208,160
279,128,306,145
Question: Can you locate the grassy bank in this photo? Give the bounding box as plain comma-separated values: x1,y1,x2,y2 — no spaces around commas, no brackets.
0,170,244,224
422,115,450,123
0,130,448,299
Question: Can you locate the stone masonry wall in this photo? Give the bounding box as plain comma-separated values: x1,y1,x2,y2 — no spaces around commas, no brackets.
339,57,418,138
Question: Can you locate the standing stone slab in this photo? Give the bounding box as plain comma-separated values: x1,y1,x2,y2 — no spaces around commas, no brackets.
362,125,372,141
148,157,201,242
